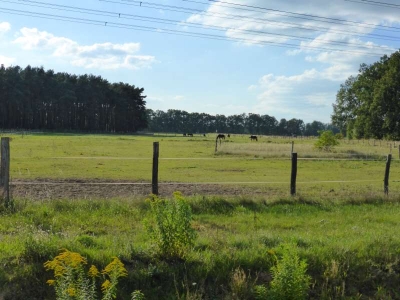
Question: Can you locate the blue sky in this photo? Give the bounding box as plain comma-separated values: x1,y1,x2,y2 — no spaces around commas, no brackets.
0,0,399,123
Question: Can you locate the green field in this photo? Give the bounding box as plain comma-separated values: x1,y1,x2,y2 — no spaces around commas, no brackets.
2,133,400,299
4,133,400,197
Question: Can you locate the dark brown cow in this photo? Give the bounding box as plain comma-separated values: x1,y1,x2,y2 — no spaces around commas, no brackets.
249,135,258,141
188,133,194,137
216,134,225,140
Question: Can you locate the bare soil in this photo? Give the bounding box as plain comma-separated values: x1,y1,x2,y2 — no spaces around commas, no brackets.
10,179,271,199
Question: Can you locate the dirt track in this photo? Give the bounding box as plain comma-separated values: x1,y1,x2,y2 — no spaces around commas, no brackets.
10,179,272,199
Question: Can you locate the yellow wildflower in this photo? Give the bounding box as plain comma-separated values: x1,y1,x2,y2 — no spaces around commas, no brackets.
101,279,111,292
102,257,128,277
88,265,100,278
46,279,55,286
67,287,76,296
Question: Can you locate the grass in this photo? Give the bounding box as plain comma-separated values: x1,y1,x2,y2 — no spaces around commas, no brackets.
2,132,400,298
4,132,400,197
2,195,400,299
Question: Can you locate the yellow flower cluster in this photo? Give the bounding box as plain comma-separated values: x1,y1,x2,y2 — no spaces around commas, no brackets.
88,265,100,278
102,257,128,278
44,249,87,278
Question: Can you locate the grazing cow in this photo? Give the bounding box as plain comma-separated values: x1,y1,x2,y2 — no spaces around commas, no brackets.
183,133,187,136
216,134,225,140
203,133,206,137
227,134,231,138
249,135,258,141
188,133,193,137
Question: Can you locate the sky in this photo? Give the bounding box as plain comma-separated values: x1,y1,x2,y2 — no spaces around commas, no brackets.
0,0,399,123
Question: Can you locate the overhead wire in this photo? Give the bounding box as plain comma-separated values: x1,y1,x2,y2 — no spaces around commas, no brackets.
3,0,396,51
344,0,400,9
201,0,400,31
100,0,400,41
0,6,392,57
0,1,396,57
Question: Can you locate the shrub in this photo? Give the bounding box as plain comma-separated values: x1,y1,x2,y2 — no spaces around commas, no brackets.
315,130,339,151
268,244,311,300
146,192,197,258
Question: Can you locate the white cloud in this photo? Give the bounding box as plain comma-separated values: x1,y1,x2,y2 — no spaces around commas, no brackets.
0,55,15,67
173,95,185,101
13,27,156,70
0,22,10,34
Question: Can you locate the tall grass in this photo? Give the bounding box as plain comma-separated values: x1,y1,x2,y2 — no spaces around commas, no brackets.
2,195,400,299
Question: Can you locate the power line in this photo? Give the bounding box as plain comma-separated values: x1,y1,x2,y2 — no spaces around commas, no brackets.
0,6,393,56
4,0,395,51
345,0,400,9
202,0,400,31
100,0,400,40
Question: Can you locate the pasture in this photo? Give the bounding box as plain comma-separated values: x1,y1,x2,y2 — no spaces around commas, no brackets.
2,132,400,299
4,132,400,199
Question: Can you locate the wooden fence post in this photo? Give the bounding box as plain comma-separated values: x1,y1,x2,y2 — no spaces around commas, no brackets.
291,153,297,196
384,154,392,196
291,141,294,156
215,138,218,153
152,142,159,195
1,137,10,205
398,145,400,159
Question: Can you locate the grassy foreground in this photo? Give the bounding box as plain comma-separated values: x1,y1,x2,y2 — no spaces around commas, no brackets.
2,194,400,299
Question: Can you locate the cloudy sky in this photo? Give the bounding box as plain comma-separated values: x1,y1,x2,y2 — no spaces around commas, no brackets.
0,0,399,123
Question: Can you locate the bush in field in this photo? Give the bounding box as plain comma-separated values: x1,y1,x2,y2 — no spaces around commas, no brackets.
44,249,143,300
268,244,311,300
146,192,197,258
315,130,339,151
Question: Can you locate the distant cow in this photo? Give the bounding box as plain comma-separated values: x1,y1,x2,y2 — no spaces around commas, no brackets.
203,133,206,137
183,133,187,136
227,134,231,138
188,133,193,137
217,134,225,140
249,135,258,141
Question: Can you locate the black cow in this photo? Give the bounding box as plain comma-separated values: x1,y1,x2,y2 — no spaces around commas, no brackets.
227,134,231,138
249,135,258,141
188,133,194,137
183,133,187,136
216,134,225,140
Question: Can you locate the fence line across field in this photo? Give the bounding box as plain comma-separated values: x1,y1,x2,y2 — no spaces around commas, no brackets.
0,138,397,198
9,179,382,186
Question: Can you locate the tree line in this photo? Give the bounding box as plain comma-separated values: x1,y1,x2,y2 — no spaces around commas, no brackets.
332,50,400,140
0,64,338,136
0,65,147,132
147,109,338,136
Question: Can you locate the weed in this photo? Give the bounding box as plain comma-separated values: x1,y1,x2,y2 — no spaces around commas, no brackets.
44,249,129,300
146,192,197,258
268,244,311,300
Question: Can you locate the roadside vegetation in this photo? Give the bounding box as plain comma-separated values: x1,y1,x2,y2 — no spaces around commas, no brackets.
1,133,400,299
2,194,400,299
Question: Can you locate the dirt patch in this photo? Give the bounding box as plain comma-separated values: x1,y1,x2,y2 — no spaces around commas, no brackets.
10,179,269,200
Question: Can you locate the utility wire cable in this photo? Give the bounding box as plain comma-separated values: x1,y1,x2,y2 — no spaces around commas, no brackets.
0,7,392,56
346,0,400,8
4,0,394,51
101,0,400,39
201,0,400,31
344,0,400,9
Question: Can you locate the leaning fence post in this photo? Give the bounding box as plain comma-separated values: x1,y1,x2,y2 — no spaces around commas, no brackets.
152,142,159,195
1,137,10,205
291,153,297,196
384,154,392,196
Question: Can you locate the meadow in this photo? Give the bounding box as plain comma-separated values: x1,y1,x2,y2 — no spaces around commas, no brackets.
1,133,400,299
